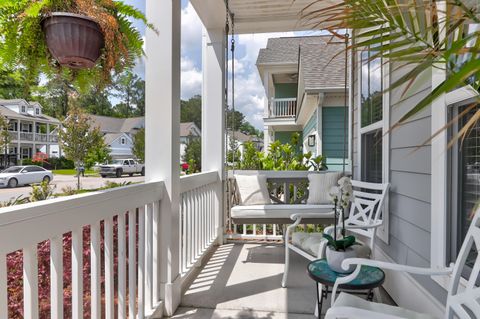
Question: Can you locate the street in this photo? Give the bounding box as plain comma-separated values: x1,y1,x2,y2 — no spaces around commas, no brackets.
0,174,145,202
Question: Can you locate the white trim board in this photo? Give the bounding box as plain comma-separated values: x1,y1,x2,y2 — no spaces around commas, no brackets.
375,246,445,318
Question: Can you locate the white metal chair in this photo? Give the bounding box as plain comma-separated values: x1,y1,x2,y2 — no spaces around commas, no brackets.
282,180,389,288
325,205,480,319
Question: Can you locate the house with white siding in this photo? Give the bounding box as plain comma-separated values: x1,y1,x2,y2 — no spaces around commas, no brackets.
258,36,350,170
89,115,201,161
0,99,61,165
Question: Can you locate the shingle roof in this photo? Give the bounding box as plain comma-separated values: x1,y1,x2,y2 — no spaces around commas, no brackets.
256,36,329,65
104,133,126,145
89,115,201,138
256,36,348,90
0,104,60,123
300,42,347,90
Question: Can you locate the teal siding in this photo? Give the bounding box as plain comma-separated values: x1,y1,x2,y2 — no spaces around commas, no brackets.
303,109,317,138
274,83,298,98
322,107,349,171
274,131,302,153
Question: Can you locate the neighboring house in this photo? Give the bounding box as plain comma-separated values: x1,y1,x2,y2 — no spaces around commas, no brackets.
0,99,61,165
180,122,202,162
89,115,201,161
257,36,349,171
226,130,264,160
347,25,480,316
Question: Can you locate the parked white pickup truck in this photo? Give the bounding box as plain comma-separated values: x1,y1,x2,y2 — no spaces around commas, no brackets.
99,159,145,178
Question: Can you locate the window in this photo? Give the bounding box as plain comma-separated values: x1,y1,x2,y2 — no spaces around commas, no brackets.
121,137,126,145
21,105,26,113
359,47,385,183
449,103,480,272
361,48,383,128
35,108,40,115
129,160,135,165
25,166,45,172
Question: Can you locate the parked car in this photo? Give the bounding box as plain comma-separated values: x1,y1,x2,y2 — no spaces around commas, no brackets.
98,159,145,178
0,165,54,188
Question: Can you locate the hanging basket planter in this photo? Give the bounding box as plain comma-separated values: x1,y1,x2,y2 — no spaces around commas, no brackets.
42,12,105,69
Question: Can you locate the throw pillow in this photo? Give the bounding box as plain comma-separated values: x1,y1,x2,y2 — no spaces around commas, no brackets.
307,172,342,204
235,174,272,205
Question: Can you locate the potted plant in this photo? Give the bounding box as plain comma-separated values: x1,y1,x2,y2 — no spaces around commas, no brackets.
0,0,155,85
324,176,357,273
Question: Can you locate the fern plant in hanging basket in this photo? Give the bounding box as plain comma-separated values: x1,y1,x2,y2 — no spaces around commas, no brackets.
0,0,156,86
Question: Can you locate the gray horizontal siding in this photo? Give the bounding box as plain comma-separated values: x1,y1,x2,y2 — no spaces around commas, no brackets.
351,51,447,305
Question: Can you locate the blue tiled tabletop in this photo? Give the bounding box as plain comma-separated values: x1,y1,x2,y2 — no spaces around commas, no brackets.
307,259,385,290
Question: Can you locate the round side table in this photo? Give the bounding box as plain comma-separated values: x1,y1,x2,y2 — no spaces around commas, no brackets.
307,259,385,316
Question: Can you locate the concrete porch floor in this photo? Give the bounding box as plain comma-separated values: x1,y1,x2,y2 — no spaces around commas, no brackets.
172,243,394,319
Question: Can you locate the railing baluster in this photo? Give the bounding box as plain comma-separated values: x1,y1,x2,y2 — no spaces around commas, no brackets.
50,236,63,319
72,227,83,319
0,254,6,319
128,210,137,319
145,203,153,312
188,191,193,267
90,221,101,319
118,213,127,319
152,201,160,305
104,217,114,319
23,245,39,319
182,195,187,273
138,207,145,319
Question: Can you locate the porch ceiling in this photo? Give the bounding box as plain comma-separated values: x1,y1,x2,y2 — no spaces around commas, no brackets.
190,0,340,34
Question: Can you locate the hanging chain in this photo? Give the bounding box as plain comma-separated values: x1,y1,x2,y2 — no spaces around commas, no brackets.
343,32,349,175
231,13,236,168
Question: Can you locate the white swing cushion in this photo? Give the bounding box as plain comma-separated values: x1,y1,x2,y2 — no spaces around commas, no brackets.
326,293,437,319
291,232,372,258
235,174,272,205
231,204,334,220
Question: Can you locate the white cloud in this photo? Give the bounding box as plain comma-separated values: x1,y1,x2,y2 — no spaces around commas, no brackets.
181,57,202,99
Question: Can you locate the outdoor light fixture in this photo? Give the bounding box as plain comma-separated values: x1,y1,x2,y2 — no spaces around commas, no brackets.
308,134,316,147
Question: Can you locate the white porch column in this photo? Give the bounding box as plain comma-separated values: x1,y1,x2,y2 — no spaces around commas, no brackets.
263,127,271,153
202,27,225,244
146,0,181,316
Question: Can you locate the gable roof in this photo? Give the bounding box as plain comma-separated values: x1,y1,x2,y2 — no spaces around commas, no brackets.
180,122,201,137
0,103,60,123
256,36,348,90
104,132,132,145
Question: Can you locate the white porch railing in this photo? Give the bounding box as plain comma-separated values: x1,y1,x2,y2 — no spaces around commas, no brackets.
269,98,297,118
0,182,164,318
179,171,219,275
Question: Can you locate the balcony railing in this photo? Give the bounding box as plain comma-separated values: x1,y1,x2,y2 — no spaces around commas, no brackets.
49,134,59,143
8,131,17,140
269,98,297,118
35,133,48,143
20,132,33,141
0,182,164,318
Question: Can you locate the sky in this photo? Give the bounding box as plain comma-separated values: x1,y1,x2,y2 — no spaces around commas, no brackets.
124,0,320,129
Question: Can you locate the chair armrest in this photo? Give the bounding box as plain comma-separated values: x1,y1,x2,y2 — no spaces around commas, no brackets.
330,258,453,307
342,258,454,276
343,220,383,230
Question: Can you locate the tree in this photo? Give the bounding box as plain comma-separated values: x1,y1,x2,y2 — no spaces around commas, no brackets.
182,137,201,173
132,128,145,162
0,69,34,99
34,74,76,118
59,106,104,189
112,71,145,117
77,86,114,117
84,140,111,169
181,95,202,128
0,114,11,166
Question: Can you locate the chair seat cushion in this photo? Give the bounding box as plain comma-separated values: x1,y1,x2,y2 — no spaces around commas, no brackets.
231,204,334,220
326,293,437,319
291,232,372,258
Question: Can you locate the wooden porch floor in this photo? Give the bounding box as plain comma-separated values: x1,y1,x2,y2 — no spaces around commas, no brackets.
171,243,393,319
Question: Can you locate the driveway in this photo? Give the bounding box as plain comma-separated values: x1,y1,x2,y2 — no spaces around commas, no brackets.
0,174,145,202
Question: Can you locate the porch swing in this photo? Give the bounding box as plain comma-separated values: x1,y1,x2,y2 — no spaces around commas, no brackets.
222,4,389,288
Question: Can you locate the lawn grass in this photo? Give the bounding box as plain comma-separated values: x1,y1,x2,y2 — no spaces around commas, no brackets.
53,169,98,176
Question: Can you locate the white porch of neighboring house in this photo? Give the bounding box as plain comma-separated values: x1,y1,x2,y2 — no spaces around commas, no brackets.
0,1,462,319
